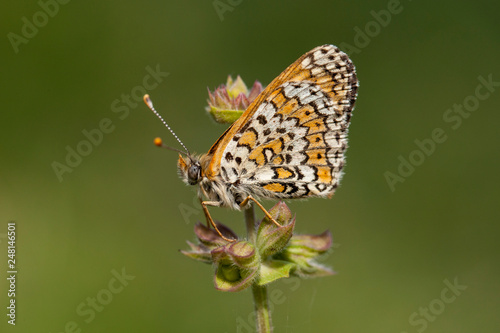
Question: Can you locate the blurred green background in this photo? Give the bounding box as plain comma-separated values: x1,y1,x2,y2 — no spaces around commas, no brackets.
1,0,499,332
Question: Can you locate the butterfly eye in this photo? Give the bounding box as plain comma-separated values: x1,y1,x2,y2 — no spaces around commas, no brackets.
187,163,201,185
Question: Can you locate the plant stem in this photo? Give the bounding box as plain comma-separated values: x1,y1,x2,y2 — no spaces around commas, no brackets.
244,204,273,333
244,203,257,244
252,284,273,333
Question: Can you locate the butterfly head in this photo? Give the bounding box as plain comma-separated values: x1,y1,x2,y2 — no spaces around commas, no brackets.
177,154,202,185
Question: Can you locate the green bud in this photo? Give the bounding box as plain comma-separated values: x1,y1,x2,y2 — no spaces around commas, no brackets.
257,202,295,258
214,266,258,292
206,76,263,124
221,264,241,282
225,241,259,268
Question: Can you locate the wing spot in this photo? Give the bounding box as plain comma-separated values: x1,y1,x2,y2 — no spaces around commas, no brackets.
221,167,228,179
295,166,305,180
272,155,283,164
256,115,267,125
316,183,327,192
263,183,285,193
286,183,299,195
274,167,294,179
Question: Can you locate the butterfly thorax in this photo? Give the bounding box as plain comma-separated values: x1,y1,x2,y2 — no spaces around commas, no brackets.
177,153,250,210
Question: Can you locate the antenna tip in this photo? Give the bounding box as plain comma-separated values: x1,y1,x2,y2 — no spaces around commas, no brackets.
154,137,163,147
143,94,153,108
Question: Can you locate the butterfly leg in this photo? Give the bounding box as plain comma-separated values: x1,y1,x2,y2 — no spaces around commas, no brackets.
201,200,237,242
239,196,281,227
198,197,211,228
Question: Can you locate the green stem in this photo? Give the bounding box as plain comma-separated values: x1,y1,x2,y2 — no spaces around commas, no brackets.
244,204,273,333
252,284,273,333
244,203,257,244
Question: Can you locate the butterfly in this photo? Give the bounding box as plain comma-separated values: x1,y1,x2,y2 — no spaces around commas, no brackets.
145,44,358,241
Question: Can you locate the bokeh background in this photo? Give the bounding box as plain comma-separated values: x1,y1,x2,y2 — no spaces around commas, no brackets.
1,1,499,332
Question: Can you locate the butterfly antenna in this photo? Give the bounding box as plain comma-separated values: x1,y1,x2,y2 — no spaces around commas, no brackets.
143,94,191,156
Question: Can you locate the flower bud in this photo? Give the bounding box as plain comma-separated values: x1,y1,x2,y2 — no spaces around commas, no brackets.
257,202,295,258
206,75,263,124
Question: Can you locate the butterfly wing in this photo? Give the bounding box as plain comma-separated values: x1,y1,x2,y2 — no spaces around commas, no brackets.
206,44,358,199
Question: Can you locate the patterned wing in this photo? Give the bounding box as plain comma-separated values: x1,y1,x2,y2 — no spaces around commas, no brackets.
208,45,358,199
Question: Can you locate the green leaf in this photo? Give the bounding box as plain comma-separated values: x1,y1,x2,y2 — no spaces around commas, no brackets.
257,260,295,286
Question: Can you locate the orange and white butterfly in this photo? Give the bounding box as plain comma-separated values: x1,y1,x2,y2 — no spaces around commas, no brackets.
144,44,358,240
